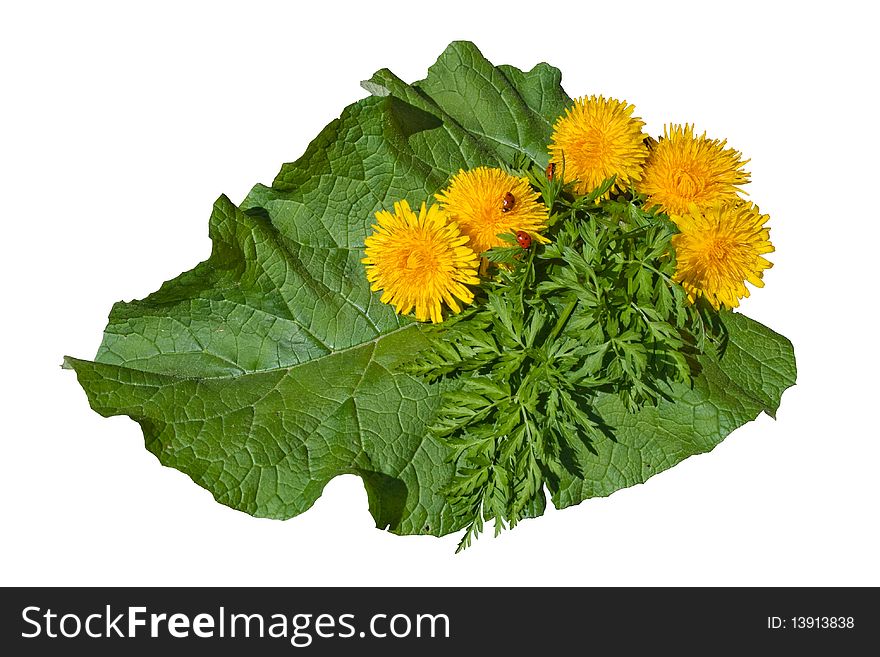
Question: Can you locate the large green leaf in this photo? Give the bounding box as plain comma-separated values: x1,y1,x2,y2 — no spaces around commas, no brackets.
65,42,569,535
66,41,795,537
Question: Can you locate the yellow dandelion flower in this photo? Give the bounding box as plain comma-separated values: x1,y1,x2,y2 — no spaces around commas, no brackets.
435,167,549,255
671,202,774,310
362,200,479,323
638,124,750,216
548,95,649,196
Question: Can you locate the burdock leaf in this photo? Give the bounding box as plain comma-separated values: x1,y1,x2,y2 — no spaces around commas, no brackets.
65,42,571,534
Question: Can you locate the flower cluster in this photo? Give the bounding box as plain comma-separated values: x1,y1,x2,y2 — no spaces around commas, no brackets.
549,98,773,311
363,95,774,319
362,167,550,321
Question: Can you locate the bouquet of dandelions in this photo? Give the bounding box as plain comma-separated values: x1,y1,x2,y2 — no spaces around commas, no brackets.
362,98,775,549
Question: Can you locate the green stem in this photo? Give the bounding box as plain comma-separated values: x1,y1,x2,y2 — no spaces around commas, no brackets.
546,297,579,344
630,302,650,324
623,259,672,282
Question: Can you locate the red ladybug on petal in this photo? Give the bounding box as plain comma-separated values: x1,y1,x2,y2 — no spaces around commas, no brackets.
516,231,532,248
501,191,516,213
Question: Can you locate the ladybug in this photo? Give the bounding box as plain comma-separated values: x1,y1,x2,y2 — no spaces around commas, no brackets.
546,162,556,181
501,191,515,213
515,230,532,249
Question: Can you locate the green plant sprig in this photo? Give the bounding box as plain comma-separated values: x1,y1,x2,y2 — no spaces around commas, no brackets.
403,163,727,550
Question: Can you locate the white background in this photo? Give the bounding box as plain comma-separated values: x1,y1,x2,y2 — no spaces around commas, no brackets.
2,0,878,586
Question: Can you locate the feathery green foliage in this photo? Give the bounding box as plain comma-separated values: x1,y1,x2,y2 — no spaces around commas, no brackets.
405,163,729,549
